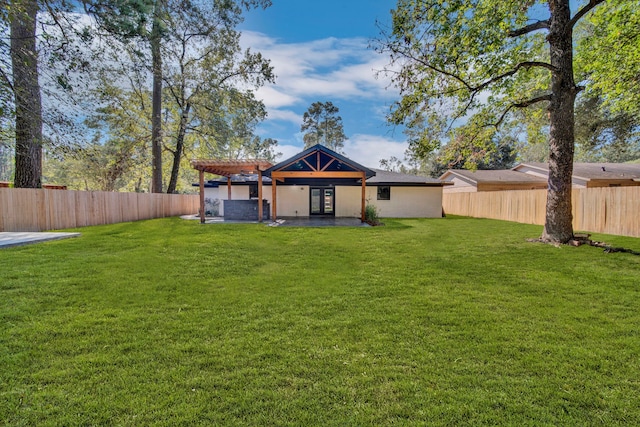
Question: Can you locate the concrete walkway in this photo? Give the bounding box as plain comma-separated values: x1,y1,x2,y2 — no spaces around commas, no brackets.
0,232,81,248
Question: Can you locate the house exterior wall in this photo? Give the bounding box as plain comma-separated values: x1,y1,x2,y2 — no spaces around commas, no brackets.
370,186,443,218
335,186,362,217
275,185,309,217
205,183,444,218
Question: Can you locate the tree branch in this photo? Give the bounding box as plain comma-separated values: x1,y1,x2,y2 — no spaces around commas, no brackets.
509,20,550,37
491,94,552,128
393,45,556,94
570,0,605,29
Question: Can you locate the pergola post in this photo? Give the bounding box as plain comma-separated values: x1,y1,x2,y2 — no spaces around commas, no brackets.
199,170,205,224
271,178,277,220
361,171,366,222
258,169,263,222
227,177,232,200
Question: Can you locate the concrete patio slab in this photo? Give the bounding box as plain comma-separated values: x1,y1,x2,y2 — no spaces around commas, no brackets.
0,232,81,248
180,214,369,227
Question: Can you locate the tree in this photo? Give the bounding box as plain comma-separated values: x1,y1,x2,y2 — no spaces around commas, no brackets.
301,101,347,152
379,0,608,243
160,0,274,193
9,0,42,188
3,0,152,188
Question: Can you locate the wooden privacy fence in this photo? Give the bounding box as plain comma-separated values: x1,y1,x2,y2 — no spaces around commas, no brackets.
443,187,640,238
0,188,199,232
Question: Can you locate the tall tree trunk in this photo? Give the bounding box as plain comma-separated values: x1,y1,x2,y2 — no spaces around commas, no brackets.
10,0,42,188
542,0,576,243
167,103,190,194
150,0,163,193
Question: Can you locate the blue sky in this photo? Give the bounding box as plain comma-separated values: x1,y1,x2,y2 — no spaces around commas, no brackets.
239,0,408,167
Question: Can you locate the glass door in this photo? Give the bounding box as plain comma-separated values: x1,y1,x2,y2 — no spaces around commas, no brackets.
310,187,335,215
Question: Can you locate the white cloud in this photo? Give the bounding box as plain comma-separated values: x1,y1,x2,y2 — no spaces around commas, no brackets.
274,144,303,162
266,108,301,124
343,135,409,168
242,31,397,109
255,86,301,108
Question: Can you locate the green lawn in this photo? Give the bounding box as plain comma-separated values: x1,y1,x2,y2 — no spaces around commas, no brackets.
1,217,639,426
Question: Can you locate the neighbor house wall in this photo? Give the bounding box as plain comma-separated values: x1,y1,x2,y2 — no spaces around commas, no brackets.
442,177,478,193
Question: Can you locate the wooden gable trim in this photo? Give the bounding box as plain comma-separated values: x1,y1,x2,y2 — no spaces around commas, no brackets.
270,171,365,179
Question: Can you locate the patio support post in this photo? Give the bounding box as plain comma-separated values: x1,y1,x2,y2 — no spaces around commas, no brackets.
199,170,205,224
271,178,277,220
361,171,366,222
258,169,263,222
227,177,232,200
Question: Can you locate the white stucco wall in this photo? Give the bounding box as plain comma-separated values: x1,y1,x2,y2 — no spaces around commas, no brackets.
336,185,443,218
335,186,362,217
203,183,443,218
370,186,443,218
275,185,309,217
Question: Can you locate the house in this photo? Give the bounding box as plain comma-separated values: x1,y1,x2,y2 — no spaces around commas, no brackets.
192,144,450,222
513,162,640,188
439,169,548,193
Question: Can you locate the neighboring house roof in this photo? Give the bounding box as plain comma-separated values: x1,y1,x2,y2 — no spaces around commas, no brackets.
513,162,640,181
440,169,548,185
366,168,449,186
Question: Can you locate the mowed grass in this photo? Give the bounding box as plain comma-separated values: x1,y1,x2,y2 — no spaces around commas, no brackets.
1,217,639,426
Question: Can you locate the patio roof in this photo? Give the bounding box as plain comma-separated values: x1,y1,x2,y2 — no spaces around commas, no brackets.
190,159,273,177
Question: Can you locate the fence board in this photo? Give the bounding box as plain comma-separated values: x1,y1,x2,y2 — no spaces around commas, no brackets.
444,187,640,237
0,188,199,232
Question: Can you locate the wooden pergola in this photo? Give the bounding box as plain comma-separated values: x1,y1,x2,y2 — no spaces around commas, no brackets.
191,159,273,223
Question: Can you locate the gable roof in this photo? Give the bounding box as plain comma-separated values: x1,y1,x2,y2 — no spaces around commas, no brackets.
264,144,376,179
441,169,547,185
514,162,640,181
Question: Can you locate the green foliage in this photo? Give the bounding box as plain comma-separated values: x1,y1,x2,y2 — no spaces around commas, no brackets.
364,203,379,224
379,0,544,153
1,217,640,424
574,93,640,162
301,101,348,152
577,0,640,116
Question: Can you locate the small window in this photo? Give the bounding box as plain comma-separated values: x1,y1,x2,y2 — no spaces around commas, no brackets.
249,183,258,198
377,186,390,200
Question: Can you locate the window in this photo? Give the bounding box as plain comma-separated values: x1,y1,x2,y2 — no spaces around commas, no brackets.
249,183,258,198
377,186,390,200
